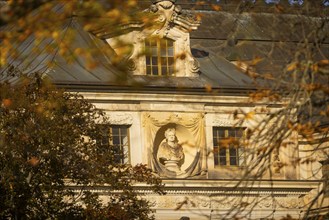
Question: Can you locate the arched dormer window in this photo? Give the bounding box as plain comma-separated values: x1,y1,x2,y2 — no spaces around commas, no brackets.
145,38,175,76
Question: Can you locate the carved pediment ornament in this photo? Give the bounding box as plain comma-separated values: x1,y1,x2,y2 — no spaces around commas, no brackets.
149,0,200,34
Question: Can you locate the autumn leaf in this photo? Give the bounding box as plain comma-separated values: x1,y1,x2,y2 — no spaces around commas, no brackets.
2,98,12,107
286,62,297,71
211,4,222,11
245,111,255,120
205,84,212,92
27,157,40,166
275,4,285,13
318,59,329,66
250,56,263,66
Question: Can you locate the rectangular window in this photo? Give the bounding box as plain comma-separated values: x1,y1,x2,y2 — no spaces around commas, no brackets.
145,38,175,76
98,125,130,164
213,127,245,167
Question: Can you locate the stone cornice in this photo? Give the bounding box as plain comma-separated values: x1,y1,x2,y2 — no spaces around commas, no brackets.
66,179,320,197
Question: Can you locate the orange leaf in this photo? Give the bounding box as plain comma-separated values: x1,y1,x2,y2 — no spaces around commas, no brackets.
211,4,222,11
245,111,255,120
2,99,12,107
205,84,212,93
28,157,40,166
318,60,329,66
286,62,297,71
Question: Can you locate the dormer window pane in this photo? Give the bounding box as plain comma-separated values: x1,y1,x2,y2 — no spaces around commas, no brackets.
145,38,175,76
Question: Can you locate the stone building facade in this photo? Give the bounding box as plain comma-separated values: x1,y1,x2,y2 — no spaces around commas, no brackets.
5,0,328,219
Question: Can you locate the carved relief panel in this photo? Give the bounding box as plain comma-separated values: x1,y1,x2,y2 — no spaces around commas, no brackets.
143,112,207,178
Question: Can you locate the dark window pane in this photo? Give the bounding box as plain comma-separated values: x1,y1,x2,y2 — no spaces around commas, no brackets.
219,148,226,157
214,146,219,165
219,156,227,165
168,67,174,75
146,57,150,65
160,57,167,65
120,128,127,136
112,127,119,136
151,48,157,56
145,40,150,47
168,48,174,56
230,157,237,166
161,48,167,56
146,66,152,75
112,136,120,145
161,67,167,75
153,67,158,75
229,148,237,165
121,136,128,146
168,57,174,65
167,39,173,47
213,138,218,146
229,148,237,157
228,128,235,137
237,129,243,138
152,57,157,65
150,39,157,46
219,129,225,137
160,39,167,47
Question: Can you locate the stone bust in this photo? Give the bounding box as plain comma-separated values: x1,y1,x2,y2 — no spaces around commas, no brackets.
157,128,184,172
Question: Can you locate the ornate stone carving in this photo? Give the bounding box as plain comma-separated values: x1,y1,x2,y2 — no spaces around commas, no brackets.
148,0,200,34
126,59,136,71
212,117,234,127
157,127,185,173
189,58,200,75
272,150,284,175
108,113,133,125
256,196,273,208
142,112,207,178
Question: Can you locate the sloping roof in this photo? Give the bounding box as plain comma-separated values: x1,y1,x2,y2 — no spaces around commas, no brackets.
2,2,327,93
1,14,256,93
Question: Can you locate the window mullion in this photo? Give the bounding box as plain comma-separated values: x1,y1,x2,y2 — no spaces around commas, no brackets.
157,40,162,76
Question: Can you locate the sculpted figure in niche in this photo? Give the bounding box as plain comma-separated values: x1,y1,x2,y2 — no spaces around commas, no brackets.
157,128,184,172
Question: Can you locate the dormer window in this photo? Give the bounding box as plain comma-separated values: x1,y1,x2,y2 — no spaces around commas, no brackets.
145,38,175,76
103,0,201,77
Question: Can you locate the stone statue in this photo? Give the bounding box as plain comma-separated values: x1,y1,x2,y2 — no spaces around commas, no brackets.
157,128,184,172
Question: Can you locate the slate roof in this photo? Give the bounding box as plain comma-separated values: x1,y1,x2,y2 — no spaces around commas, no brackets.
1,1,328,94
0,19,256,94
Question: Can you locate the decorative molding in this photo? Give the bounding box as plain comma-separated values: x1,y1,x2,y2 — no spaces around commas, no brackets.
212,117,235,127
108,113,133,125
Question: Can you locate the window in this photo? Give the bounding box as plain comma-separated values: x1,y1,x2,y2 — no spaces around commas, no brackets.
145,38,175,76
98,125,130,164
213,127,245,166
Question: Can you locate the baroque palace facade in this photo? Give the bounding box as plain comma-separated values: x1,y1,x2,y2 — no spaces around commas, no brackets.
5,0,329,219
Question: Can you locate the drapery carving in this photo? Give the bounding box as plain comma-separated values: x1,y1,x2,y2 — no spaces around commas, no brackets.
143,112,206,178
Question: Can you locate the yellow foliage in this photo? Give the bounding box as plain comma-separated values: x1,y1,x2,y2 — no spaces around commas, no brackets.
2,99,12,107
106,9,121,19
245,111,255,120
27,157,40,166
211,4,222,11
52,31,60,40
318,59,329,66
250,56,263,66
205,84,212,93
286,62,297,71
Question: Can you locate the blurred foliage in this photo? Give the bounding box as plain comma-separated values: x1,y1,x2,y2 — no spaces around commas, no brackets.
0,72,163,219
0,0,155,70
